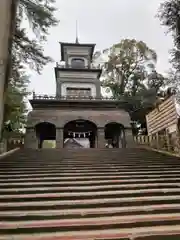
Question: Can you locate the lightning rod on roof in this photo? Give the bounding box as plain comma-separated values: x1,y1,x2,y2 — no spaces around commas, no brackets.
75,20,79,44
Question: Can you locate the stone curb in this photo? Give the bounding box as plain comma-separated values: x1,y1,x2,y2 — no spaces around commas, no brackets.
0,148,20,160
139,145,180,158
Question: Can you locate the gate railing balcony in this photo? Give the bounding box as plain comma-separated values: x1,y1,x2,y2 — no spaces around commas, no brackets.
56,62,102,70
32,93,116,101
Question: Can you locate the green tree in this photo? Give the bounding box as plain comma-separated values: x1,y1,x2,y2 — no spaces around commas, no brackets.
3,0,58,137
99,39,158,97
158,0,180,81
15,0,58,73
94,39,168,131
3,57,30,137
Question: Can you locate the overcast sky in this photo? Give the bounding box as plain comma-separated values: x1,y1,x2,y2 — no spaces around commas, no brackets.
29,0,173,95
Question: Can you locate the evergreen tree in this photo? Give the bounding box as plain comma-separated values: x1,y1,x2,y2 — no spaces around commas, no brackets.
3,0,58,137
15,0,58,73
158,0,180,98
3,56,30,137
158,1,180,73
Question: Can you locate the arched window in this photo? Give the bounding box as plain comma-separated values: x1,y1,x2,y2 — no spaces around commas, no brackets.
71,58,85,68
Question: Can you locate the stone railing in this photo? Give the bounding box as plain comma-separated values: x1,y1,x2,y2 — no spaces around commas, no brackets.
56,62,102,70
134,134,180,155
0,138,24,154
32,94,117,101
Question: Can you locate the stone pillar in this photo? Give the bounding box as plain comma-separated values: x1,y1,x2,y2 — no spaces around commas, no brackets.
0,139,7,154
24,128,38,149
125,128,135,148
155,132,160,149
174,129,180,154
56,81,62,98
56,128,64,148
95,81,101,98
165,129,170,152
97,128,106,148
119,130,126,148
149,135,153,148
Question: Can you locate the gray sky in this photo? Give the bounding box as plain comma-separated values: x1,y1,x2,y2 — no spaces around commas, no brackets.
29,0,173,95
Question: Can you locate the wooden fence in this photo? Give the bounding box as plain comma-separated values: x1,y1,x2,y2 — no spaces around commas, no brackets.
146,96,178,135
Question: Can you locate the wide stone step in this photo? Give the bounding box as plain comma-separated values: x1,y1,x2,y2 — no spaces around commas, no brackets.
1,182,180,193
1,165,180,172
1,173,180,183
1,178,180,188
1,213,180,233
0,203,180,217
1,169,180,178
1,157,179,162
0,225,180,240
1,155,179,160
0,204,180,221
2,161,179,166
0,165,180,173
1,148,180,239
0,188,180,200
0,188,179,201
1,195,180,209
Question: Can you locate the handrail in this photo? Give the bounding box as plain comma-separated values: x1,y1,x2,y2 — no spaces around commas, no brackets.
32,94,117,101
134,134,180,155
56,62,102,70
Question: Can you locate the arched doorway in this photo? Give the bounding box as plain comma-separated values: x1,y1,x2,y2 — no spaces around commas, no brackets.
35,122,56,149
105,122,126,148
63,119,97,148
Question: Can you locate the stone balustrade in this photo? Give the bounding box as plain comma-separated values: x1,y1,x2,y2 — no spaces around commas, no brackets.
134,133,180,154
56,62,102,70
32,93,117,101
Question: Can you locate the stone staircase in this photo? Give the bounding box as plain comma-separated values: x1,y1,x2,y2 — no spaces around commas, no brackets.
1,148,180,239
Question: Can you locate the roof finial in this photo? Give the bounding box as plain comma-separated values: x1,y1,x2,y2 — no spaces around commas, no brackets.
75,20,79,44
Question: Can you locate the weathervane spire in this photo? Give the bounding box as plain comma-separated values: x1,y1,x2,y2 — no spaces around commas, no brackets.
75,20,79,44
